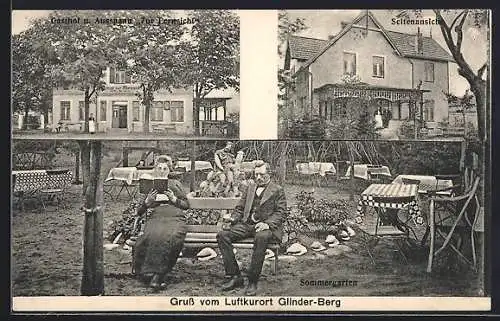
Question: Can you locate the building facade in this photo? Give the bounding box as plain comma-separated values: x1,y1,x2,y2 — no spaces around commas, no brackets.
52,67,239,135
284,11,454,135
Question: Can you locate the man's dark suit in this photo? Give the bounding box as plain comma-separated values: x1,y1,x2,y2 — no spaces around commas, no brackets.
216,181,287,283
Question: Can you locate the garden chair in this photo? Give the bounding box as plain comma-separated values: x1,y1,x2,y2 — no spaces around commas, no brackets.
39,169,73,212
426,174,481,273
358,197,412,265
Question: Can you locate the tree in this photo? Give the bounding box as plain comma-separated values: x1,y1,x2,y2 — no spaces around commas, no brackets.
115,10,186,133
179,10,240,136
277,11,308,134
445,89,476,131
31,10,124,134
12,32,54,129
397,10,489,143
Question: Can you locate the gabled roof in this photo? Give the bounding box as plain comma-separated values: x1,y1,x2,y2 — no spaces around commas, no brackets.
385,30,454,62
295,10,454,73
288,35,327,60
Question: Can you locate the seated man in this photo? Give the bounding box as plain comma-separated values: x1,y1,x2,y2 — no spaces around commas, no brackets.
216,161,287,296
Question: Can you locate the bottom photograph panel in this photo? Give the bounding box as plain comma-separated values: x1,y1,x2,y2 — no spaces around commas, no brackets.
11,139,487,306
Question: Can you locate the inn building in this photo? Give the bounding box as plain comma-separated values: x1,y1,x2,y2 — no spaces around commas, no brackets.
283,11,455,136
51,67,239,135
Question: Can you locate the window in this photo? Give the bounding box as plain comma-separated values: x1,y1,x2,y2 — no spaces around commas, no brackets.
372,56,385,78
334,99,347,118
100,101,107,121
60,101,71,121
132,101,140,121
79,101,85,121
343,52,357,76
151,101,164,121
424,62,434,82
109,67,132,84
423,99,435,121
170,101,184,122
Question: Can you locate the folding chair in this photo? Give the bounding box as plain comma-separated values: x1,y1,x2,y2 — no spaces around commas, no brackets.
426,175,481,273
39,169,73,212
359,197,411,265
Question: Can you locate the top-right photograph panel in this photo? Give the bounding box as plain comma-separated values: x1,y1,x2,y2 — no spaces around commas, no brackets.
278,9,490,140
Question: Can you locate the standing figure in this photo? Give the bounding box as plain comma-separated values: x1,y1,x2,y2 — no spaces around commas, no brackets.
88,113,96,134
217,161,287,296
132,156,190,291
214,141,236,195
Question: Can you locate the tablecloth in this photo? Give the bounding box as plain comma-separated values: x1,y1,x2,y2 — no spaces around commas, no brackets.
105,167,154,185
391,175,453,195
12,170,72,193
175,161,213,172
296,162,336,177
345,164,391,180
355,183,423,225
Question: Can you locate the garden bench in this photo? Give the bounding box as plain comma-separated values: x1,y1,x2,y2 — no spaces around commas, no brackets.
131,196,280,275
184,225,280,275
152,123,176,134
184,196,280,275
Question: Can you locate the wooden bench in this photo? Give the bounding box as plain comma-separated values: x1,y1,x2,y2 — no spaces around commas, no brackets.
185,196,280,274
152,123,176,134
184,225,280,275
131,196,281,275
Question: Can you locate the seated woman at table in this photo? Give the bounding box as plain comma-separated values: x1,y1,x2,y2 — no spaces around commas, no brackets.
132,156,190,291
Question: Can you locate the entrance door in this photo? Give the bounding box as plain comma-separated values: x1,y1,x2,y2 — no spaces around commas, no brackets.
111,104,128,129
119,107,127,128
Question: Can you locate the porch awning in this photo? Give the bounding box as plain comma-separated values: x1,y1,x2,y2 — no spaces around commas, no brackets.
313,83,430,102
193,97,231,109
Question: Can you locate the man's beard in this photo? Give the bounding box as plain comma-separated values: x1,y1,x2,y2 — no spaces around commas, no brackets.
256,177,270,186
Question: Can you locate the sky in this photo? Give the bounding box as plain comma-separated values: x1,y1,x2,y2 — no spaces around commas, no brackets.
285,9,489,95
12,9,489,96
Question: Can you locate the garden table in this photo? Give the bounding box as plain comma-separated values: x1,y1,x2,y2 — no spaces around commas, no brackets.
296,162,336,176
12,169,73,211
391,175,454,196
12,170,49,193
355,183,423,225
345,164,391,180
295,162,336,186
175,161,213,172
104,167,154,200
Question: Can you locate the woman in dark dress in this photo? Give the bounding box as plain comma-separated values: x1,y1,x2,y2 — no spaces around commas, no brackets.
132,157,190,291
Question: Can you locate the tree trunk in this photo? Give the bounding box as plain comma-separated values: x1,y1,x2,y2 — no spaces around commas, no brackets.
142,86,152,133
81,141,104,295
80,141,91,196
190,141,196,192
84,88,90,133
74,151,82,184
193,97,200,136
277,141,288,185
22,107,29,130
469,79,486,142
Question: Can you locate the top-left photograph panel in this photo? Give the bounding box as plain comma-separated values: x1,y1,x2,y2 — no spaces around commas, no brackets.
12,10,240,139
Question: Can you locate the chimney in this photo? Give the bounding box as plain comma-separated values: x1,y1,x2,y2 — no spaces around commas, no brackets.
415,27,423,54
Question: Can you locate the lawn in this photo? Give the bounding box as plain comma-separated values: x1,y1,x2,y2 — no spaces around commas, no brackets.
11,142,484,297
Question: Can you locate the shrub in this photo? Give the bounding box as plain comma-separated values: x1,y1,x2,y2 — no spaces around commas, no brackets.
184,209,221,225
294,190,350,236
